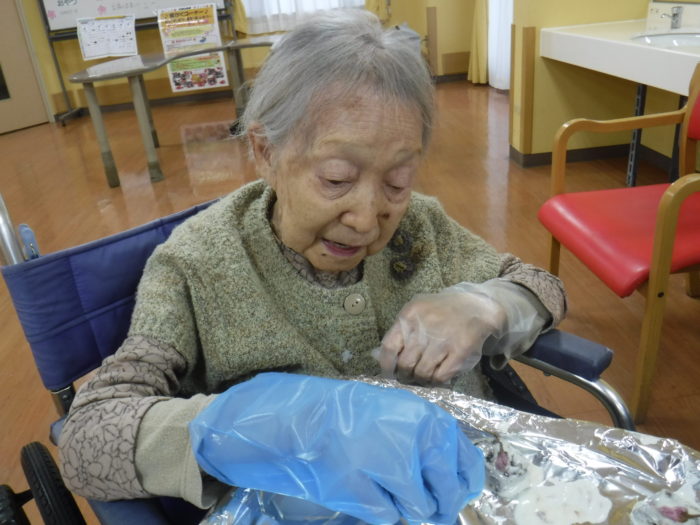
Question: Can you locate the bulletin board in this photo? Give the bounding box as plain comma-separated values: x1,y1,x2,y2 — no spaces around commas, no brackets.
40,0,226,31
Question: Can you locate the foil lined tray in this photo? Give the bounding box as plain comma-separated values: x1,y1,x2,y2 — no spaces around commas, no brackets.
403,382,700,524
203,378,700,525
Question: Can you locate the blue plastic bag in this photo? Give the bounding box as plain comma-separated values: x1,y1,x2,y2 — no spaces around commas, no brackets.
190,373,484,525
202,488,366,525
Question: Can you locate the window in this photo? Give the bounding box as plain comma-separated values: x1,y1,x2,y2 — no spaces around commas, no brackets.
241,0,365,34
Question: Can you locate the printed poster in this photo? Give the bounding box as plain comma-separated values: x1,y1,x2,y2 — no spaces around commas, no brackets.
76,15,137,60
157,4,229,92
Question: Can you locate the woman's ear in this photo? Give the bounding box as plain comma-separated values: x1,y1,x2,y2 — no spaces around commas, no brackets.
248,125,275,185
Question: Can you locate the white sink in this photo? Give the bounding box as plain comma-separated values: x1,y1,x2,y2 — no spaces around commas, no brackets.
541,20,700,95
631,32,700,52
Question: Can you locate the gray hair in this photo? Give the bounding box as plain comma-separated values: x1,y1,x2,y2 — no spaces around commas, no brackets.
239,9,434,150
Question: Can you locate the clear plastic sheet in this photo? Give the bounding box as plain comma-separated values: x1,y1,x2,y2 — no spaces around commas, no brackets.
201,377,700,525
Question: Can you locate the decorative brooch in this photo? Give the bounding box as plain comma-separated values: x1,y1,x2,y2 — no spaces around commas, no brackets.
388,230,423,281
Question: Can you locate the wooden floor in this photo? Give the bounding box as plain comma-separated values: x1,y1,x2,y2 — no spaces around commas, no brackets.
1,81,699,523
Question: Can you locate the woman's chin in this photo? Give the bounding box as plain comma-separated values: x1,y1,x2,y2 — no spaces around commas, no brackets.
310,254,364,274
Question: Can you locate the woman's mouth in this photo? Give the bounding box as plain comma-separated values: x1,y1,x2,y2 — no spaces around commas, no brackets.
322,239,362,257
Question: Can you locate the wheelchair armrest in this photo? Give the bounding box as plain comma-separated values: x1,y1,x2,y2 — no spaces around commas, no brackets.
515,330,634,430
520,329,612,382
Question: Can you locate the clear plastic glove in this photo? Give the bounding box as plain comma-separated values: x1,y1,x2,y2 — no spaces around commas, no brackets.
190,373,484,525
378,280,543,385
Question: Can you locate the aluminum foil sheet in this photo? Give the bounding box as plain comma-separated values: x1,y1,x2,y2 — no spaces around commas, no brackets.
202,378,700,525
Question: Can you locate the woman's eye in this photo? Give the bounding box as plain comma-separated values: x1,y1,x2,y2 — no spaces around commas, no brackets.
386,184,408,195
320,178,353,195
386,166,416,194
324,179,350,187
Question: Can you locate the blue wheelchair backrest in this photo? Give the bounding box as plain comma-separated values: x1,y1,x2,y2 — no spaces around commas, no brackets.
1,200,216,392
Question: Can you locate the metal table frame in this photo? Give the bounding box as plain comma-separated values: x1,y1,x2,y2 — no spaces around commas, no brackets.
69,37,278,187
626,84,687,187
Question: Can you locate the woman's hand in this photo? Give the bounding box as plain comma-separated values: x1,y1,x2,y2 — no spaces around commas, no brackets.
190,373,484,525
379,285,508,385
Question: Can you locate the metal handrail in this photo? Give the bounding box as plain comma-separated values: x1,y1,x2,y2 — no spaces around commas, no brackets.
515,353,635,431
0,194,24,266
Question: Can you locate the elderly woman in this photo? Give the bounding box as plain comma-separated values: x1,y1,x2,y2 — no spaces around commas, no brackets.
59,8,565,524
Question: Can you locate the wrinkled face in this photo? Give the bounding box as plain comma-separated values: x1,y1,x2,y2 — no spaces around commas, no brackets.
253,94,424,273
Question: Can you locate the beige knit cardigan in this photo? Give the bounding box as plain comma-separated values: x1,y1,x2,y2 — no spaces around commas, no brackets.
59,180,566,506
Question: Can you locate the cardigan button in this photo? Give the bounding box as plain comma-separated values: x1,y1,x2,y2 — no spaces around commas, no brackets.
343,293,366,315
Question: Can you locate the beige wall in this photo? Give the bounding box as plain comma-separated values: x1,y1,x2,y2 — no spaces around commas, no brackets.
427,0,474,76
380,0,475,76
511,0,683,158
390,0,428,36
20,0,58,108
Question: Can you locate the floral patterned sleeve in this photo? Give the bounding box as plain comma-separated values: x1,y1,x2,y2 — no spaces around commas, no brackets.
497,253,567,329
58,335,186,500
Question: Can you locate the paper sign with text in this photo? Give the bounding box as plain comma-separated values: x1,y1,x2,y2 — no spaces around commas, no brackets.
157,3,228,92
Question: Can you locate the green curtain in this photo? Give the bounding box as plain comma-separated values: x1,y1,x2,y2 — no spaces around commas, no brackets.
468,0,488,84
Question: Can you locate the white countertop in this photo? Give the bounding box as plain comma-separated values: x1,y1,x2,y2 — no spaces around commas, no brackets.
540,19,700,95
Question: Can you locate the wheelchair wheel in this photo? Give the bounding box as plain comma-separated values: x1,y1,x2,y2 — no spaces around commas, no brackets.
0,484,31,525
20,442,85,525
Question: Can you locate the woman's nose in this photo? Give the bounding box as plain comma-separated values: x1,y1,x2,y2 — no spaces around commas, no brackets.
343,189,387,233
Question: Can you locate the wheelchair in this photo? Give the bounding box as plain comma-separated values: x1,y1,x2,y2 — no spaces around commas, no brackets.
0,193,633,525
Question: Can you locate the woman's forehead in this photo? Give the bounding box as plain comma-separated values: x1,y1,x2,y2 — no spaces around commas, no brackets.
304,95,423,148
